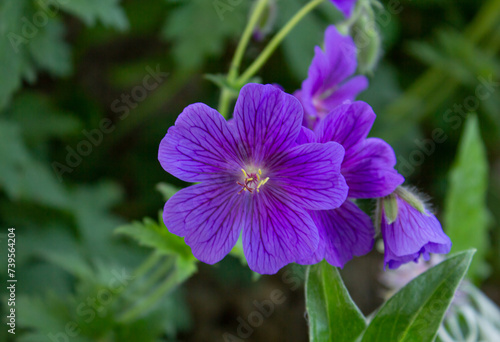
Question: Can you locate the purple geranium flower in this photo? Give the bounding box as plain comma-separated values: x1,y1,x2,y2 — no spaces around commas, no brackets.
158,83,348,274
380,188,452,269
330,0,357,18
294,25,368,129
298,101,404,267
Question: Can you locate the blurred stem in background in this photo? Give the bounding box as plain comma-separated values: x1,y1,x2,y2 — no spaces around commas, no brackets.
218,0,326,117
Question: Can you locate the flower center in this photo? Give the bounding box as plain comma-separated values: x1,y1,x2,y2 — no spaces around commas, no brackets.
237,168,269,194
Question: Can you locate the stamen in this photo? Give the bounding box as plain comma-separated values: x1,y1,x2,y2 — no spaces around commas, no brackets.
238,169,269,194
256,177,269,190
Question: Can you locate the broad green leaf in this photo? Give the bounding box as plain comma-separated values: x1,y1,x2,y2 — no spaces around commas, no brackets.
115,213,195,263
361,250,475,342
49,0,129,30
305,261,367,342
444,116,490,281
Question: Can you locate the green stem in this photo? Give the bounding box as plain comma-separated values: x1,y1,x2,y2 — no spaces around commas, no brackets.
228,0,269,81
218,88,233,119
136,257,175,293
464,0,500,43
119,266,180,323
218,0,269,117
131,252,161,280
236,0,326,87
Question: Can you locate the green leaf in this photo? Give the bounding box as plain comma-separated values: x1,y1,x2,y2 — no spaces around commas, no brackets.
305,261,366,342
161,0,250,70
29,19,72,77
0,0,28,109
51,0,129,30
444,115,490,281
0,120,69,208
361,250,475,342
115,213,195,263
7,92,81,144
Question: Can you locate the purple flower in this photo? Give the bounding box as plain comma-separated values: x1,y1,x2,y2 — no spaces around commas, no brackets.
330,0,357,18
380,189,452,269
294,25,368,129
298,101,404,267
158,83,348,274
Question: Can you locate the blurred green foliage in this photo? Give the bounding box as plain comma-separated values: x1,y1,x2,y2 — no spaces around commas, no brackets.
0,0,499,341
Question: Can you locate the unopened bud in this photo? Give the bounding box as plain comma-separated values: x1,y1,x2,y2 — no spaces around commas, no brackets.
351,11,382,74
382,193,399,224
253,0,277,42
395,187,427,215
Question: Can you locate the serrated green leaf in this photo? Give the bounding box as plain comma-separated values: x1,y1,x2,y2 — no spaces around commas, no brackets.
29,19,72,76
305,261,366,342
444,115,490,281
8,92,81,144
0,120,69,208
161,0,250,70
50,0,129,30
361,250,475,342
115,213,195,263
0,0,28,109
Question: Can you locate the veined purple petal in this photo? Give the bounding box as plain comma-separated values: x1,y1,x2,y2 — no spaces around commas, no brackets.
342,138,405,198
330,0,357,18
242,190,319,274
302,26,359,111
163,181,245,264
232,83,303,165
315,101,376,158
270,142,348,211
382,197,452,269
297,126,316,145
158,103,241,182
321,75,369,110
300,201,374,267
